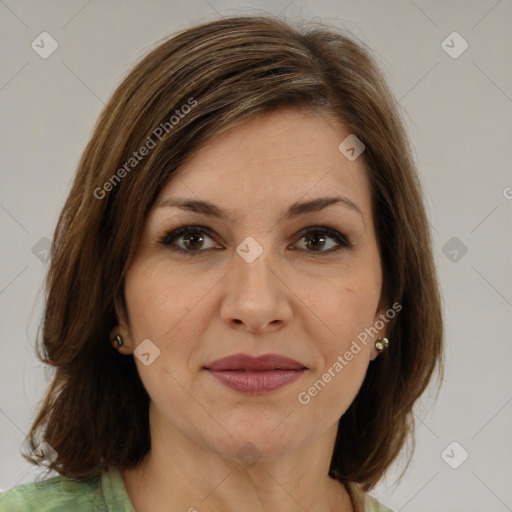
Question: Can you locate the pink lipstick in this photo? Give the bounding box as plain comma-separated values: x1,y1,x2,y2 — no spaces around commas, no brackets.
203,353,307,395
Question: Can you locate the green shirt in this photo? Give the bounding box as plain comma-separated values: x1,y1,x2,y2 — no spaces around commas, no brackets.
0,466,395,511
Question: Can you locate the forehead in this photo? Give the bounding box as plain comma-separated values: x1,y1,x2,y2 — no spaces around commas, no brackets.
153,108,372,220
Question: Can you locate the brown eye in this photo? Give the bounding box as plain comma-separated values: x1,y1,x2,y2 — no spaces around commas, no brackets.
158,225,351,257
159,226,219,255
304,232,328,251
295,227,351,253
182,232,206,250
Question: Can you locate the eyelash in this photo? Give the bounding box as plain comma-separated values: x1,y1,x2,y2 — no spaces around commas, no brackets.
157,225,352,256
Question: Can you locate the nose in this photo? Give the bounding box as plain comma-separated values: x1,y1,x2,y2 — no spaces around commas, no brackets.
219,244,293,334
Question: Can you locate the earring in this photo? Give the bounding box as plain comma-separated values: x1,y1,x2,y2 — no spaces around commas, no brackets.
111,332,129,349
375,337,389,352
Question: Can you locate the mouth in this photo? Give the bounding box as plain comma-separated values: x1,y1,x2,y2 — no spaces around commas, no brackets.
203,353,307,395
203,353,307,372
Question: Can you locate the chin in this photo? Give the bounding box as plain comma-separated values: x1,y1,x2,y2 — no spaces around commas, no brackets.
205,424,305,465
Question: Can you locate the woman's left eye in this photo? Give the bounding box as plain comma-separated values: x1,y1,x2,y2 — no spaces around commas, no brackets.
158,225,351,255
295,227,351,253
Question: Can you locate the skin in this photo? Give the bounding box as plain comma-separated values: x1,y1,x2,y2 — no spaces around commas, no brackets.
111,107,388,512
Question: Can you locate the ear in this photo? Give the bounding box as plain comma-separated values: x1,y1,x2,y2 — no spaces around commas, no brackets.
109,326,133,354
369,298,389,361
110,295,134,354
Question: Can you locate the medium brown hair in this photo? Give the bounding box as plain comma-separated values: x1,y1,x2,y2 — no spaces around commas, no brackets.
23,14,443,491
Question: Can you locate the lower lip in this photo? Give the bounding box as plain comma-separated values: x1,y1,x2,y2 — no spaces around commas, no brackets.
205,369,306,395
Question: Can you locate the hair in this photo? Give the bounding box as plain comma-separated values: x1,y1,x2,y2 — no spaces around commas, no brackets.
22,14,443,492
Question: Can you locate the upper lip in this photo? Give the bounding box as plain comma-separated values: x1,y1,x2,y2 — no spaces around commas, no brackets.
204,353,307,371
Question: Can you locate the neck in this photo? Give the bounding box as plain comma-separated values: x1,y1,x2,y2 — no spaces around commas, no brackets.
120,406,354,512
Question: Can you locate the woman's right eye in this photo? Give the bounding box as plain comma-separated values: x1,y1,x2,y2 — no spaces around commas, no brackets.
158,226,220,256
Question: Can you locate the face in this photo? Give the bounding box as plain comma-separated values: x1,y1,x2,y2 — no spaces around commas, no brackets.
114,107,388,464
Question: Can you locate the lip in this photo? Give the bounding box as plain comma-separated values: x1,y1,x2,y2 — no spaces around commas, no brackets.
204,353,307,371
203,353,307,395
205,369,306,395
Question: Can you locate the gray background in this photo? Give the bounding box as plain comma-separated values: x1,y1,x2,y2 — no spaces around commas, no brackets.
1,1,511,511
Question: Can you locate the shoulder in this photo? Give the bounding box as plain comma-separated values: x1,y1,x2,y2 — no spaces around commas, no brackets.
0,472,103,511
346,481,396,512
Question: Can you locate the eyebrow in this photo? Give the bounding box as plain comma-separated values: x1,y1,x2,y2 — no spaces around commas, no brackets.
156,195,364,222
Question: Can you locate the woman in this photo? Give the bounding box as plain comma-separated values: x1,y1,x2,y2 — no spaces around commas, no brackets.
0,15,443,512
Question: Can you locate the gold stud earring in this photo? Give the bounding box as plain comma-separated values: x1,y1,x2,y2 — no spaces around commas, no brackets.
375,337,389,352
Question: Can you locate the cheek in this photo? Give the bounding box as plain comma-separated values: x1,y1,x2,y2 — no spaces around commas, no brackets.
297,330,370,426
318,293,374,376
124,259,202,336
314,273,382,345
307,264,381,390
123,260,213,385
122,264,200,412
299,289,375,420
